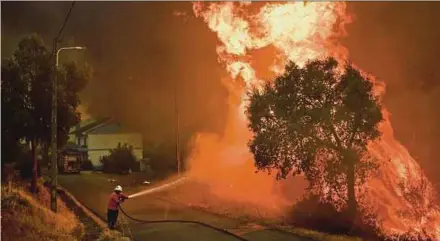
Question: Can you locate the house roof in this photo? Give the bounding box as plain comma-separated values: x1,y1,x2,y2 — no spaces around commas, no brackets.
70,117,136,135
69,117,112,135
87,122,124,134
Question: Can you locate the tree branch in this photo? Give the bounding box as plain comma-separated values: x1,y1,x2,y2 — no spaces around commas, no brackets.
310,134,339,152
348,117,360,148
329,124,343,149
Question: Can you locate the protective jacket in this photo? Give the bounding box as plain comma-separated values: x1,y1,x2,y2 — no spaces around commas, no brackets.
107,192,128,210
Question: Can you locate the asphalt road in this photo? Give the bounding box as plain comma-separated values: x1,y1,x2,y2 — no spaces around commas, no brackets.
59,174,310,241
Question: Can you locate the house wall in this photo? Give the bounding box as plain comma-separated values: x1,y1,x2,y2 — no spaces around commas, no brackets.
87,133,143,167
68,134,86,146
68,134,76,144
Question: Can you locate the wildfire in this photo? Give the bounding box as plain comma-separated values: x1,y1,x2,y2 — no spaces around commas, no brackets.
188,1,440,239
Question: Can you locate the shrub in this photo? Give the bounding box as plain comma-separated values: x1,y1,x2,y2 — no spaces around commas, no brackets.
100,143,137,174
286,194,351,234
285,194,381,239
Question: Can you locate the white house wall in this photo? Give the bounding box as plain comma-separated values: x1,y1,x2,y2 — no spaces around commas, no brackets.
87,133,143,166
68,134,76,144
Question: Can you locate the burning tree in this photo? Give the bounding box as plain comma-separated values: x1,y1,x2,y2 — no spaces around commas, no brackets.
246,58,383,221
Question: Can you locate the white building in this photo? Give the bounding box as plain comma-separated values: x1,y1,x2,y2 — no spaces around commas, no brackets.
68,118,143,168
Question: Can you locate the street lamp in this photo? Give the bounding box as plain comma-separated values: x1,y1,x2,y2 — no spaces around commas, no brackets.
56,46,86,67
51,46,86,212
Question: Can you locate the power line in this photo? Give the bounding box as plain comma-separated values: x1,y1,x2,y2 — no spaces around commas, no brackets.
56,1,76,43
50,1,76,59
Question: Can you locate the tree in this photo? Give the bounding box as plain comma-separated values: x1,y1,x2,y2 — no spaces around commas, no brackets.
246,58,383,221
6,35,52,192
1,59,28,163
1,34,90,192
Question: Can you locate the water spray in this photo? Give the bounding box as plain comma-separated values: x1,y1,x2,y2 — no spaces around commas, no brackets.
128,176,187,199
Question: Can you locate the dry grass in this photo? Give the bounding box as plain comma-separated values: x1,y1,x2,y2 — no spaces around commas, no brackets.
1,182,84,241
97,229,131,241
97,230,120,241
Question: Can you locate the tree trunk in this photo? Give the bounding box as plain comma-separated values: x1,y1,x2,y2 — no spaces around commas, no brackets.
347,161,357,224
43,143,50,168
31,139,38,193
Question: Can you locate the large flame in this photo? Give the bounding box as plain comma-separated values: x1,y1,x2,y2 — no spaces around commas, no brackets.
188,2,440,239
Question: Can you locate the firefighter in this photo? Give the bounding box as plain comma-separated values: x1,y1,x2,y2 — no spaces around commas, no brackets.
107,185,129,229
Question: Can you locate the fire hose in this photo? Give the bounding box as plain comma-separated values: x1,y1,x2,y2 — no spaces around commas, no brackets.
118,204,249,241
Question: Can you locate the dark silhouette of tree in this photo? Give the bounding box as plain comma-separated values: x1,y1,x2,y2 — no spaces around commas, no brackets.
246,58,383,221
1,34,90,192
2,59,28,163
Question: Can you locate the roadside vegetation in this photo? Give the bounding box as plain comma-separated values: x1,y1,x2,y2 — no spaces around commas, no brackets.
97,230,128,241
1,181,84,241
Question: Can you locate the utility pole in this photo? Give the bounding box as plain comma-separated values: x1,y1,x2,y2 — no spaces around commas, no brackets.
50,0,76,213
174,84,181,175
50,40,58,212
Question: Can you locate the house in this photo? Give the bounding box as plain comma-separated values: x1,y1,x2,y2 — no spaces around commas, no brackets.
68,118,143,168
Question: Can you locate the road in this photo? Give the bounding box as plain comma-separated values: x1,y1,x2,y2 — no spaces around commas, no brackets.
59,174,311,241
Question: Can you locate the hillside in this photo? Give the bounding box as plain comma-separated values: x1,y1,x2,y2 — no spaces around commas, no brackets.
1,183,84,241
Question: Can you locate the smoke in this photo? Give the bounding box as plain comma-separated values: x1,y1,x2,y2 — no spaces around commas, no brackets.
2,2,439,189
1,2,230,150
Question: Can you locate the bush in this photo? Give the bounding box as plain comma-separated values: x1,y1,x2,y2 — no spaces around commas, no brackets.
80,160,94,171
285,194,380,239
286,194,352,234
100,143,137,174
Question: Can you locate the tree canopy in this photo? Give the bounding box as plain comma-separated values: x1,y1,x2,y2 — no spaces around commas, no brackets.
246,58,383,215
2,34,90,148
1,34,90,185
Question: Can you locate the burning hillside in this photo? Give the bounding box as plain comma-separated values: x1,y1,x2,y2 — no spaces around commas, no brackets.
183,2,440,239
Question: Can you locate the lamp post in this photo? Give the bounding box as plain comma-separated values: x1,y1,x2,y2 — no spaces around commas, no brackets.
56,47,86,67
51,46,86,212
